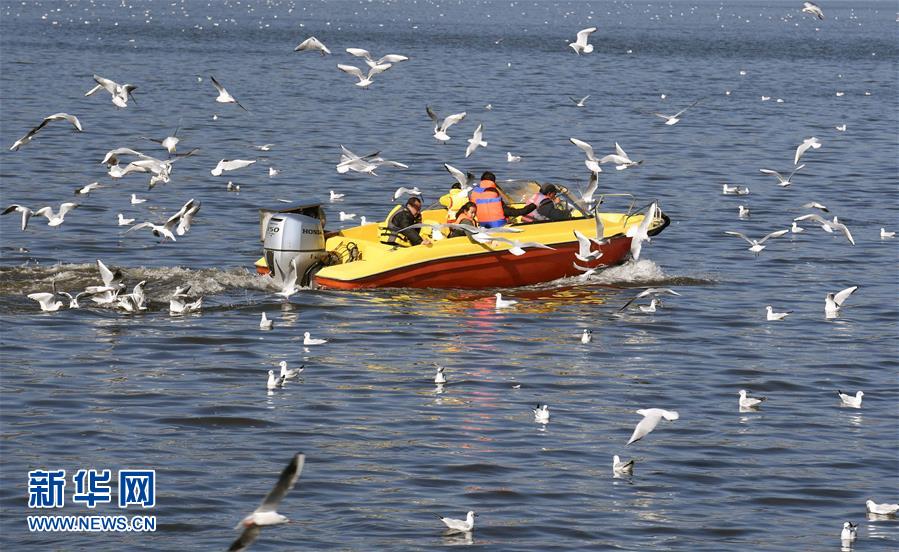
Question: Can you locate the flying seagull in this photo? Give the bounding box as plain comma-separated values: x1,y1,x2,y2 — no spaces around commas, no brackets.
465,124,487,158
569,27,597,54
211,75,248,111
569,138,602,174
9,113,83,151
337,62,392,88
801,2,824,20
426,106,467,143
724,229,789,255
653,99,701,126
85,74,137,108
229,453,305,552
599,142,643,170
626,408,679,445
294,36,330,55
794,137,821,165
759,164,805,187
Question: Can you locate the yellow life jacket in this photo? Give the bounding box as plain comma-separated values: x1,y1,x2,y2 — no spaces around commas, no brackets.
439,189,469,221
379,204,412,247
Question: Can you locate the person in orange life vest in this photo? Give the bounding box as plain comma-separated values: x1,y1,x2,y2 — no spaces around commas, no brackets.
521,184,573,223
438,183,470,222
469,171,535,228
447,201,478,238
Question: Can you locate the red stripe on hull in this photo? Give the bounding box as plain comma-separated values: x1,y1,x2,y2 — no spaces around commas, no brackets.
314,235,633,290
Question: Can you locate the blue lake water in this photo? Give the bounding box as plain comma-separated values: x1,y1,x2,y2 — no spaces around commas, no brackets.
1,0,897,550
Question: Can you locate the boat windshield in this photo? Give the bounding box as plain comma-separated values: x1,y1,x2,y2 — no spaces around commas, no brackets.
497,179,592,218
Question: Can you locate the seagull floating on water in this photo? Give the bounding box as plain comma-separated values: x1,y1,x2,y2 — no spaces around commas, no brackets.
840,521,857,543
228,453,305,552
626,408,679,445
436,511,476,534
279,361,303,380
434,365,446,385
581,329,592,344
27,292,63,312
880,228,895,239
739,389,766,409
260,312,273,330
738,205,750,219
533,404,550,424
507,152,521,163
612,455,634,475
495,293,517,308
825,286,858,319
766,306,791,321
303,332,327,346
722,184,750,195
837,390,863,408
866,500,898,516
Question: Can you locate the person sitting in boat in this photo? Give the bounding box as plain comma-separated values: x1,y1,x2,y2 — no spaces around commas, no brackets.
469,171,536,228
438,183,470,222
447,201,478,238
521,184,573,223
379,196,432,247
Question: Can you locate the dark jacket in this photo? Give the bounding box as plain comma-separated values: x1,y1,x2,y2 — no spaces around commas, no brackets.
535,198,572,221
388,207,424,246
448,215,477,238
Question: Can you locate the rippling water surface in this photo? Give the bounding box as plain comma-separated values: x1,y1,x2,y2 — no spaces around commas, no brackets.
1,1,897,550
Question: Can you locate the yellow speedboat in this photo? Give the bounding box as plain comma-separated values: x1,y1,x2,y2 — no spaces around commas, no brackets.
256,181,668,290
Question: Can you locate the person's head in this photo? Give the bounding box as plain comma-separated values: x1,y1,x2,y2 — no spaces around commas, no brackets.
541,184,559,199
406,196,422,214
480,171,496,183
457,201,477,219
450,183,461,190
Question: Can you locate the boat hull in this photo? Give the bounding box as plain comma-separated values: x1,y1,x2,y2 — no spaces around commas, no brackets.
314,234,633,290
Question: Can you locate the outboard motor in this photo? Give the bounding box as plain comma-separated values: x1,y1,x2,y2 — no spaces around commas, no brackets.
263,213,326,286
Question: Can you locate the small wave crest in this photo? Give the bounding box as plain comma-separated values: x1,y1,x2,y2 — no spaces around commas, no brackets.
557,259,715,288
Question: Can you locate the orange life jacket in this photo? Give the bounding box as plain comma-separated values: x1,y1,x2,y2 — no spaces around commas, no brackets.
469,179,505,228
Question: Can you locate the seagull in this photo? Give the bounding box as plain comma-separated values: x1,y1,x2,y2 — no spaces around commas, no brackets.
480,236,555,256
346,48,409,68
495,293,517,309
131,194,147,205
2,205,34,230
569,138,603,174
569,95,590,107
211,159,256,176
627,408,679,445
27,292,63,312
115,280,147,313
612,455,635,475
337,62,392,88
618,288,682,312
303,332,327,345
267,369,285,390
393,187,421,201
294,36,330,55
653,99,700,125
274,257,300,300
169,294,202,315
738,205,750,219
56,289,88,309
759,164,805,187
465,124,487,158
794,137,822,165
766,306,791,321
142,124,182,154
722,184,750,195
790,222,804,233
211,75,248,111
626,202,659,261
639,298,658,313
739,389,767,409
793,214,854,245
9,113,83,151
339,211,356,221
507,152,522,163
425,106,466,142
226,182,240,192
881,228,896,239
260,312,273,330
569,27,597,54
33,203,79,227
840,522,857,542
533,404,550,424
279,361,303,380
580,171,599,205
573,229,602,262
802,1,824,20
724,229,789,255
835,124,847,132
268,167,279,177
252,144,274,151
329,190,345,201
825,285,858,318
434,365,447,384
436,511,476,534
127,198,198,242
85,75,137,108
801,201,829,212
837,390,863,408
74,181,103,196
581,329,592,344
443,163,476,191
866,500,899,516
175,199,201,236
229,453,305,552
599,143,642,170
